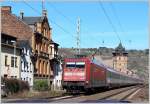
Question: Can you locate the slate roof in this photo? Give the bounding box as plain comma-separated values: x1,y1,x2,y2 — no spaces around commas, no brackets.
21,17,44,25
112,42,128,54
115,42,125,52
50,40,59,46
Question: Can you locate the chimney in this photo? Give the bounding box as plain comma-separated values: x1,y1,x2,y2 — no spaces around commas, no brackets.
42,9,47,17
1,6,11,13
20,11,24,19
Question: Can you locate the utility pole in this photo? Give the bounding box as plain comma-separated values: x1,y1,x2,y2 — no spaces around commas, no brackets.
42,0,47,17
76,17,80,55
42,0,45,11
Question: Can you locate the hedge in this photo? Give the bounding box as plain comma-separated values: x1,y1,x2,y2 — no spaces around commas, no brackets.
1,77,29,94
33,79,48,91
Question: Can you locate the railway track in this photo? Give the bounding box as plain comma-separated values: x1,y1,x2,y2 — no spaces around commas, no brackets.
81,85,143,103
101,86,141,101
49,85,143,103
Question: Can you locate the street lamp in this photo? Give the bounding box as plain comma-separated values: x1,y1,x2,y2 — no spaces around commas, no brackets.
11,40,16,73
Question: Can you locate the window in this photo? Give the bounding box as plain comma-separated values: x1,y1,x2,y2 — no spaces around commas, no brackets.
21,61,23,72
30,63,32,72
26,49,28,55
4,74,7,78
26,77,28,81
43,43,45,52
15,57,17,67
76,62,85,68
66,62,76,68
11,57,18,68
40,44,42,51
36,43,38,50
24,48,27,55
66,62,85,69
27,62,29,72
5,55,8,66
11,57,14,67
50,46,53,55
22,48,24,54
24,62,26,70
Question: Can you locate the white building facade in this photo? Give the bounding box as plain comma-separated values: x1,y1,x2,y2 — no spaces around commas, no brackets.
1,34,21,79
49,41,63,90
19,42,34,88
52,59,63,90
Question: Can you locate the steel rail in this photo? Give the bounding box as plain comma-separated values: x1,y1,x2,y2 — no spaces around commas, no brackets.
98,85,142,100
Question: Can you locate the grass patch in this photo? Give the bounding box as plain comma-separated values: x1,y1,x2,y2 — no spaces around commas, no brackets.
5,90,66,99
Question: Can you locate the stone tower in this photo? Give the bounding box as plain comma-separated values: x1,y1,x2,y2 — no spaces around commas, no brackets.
112,42,128,72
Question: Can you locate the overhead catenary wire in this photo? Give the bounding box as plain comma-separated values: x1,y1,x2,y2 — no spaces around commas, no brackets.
47,2,75,25
109,2,126,36
22,0,75,39
110,2,133,47
48,2,106,50
23,1,107,50
23,1,41,15
47,2,100,48
47,2,89,48
98,1,122,43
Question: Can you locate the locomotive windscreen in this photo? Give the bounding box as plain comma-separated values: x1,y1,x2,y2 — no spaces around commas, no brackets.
63,59,87,81
66,62,85,68
66,62,76,68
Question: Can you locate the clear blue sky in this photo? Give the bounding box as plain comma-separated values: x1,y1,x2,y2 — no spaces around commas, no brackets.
1,1,148,50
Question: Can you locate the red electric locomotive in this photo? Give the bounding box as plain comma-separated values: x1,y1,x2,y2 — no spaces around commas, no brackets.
62,57,143,93
62,57,107,92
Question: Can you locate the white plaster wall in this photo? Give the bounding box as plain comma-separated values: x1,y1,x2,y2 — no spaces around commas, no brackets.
1,52,21,79
53,61,62,90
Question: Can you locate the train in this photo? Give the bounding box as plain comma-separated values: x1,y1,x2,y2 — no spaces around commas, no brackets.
62,57,143,93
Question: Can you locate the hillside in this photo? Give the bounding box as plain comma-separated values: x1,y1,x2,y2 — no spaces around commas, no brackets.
58,47,149,81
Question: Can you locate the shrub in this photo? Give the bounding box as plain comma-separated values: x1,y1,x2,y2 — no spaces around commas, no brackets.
33,79,48,91
2,77,29,94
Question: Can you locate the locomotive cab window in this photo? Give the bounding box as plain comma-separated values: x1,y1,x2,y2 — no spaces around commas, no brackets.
76,62,85,68
66,62,85,68
66,62,76,68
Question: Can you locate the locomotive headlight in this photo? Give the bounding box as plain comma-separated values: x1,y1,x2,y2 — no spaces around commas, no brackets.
86,81,89,84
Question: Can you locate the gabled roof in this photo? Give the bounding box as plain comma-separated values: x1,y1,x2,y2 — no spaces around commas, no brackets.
21,17,44,25
1,7,33,42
